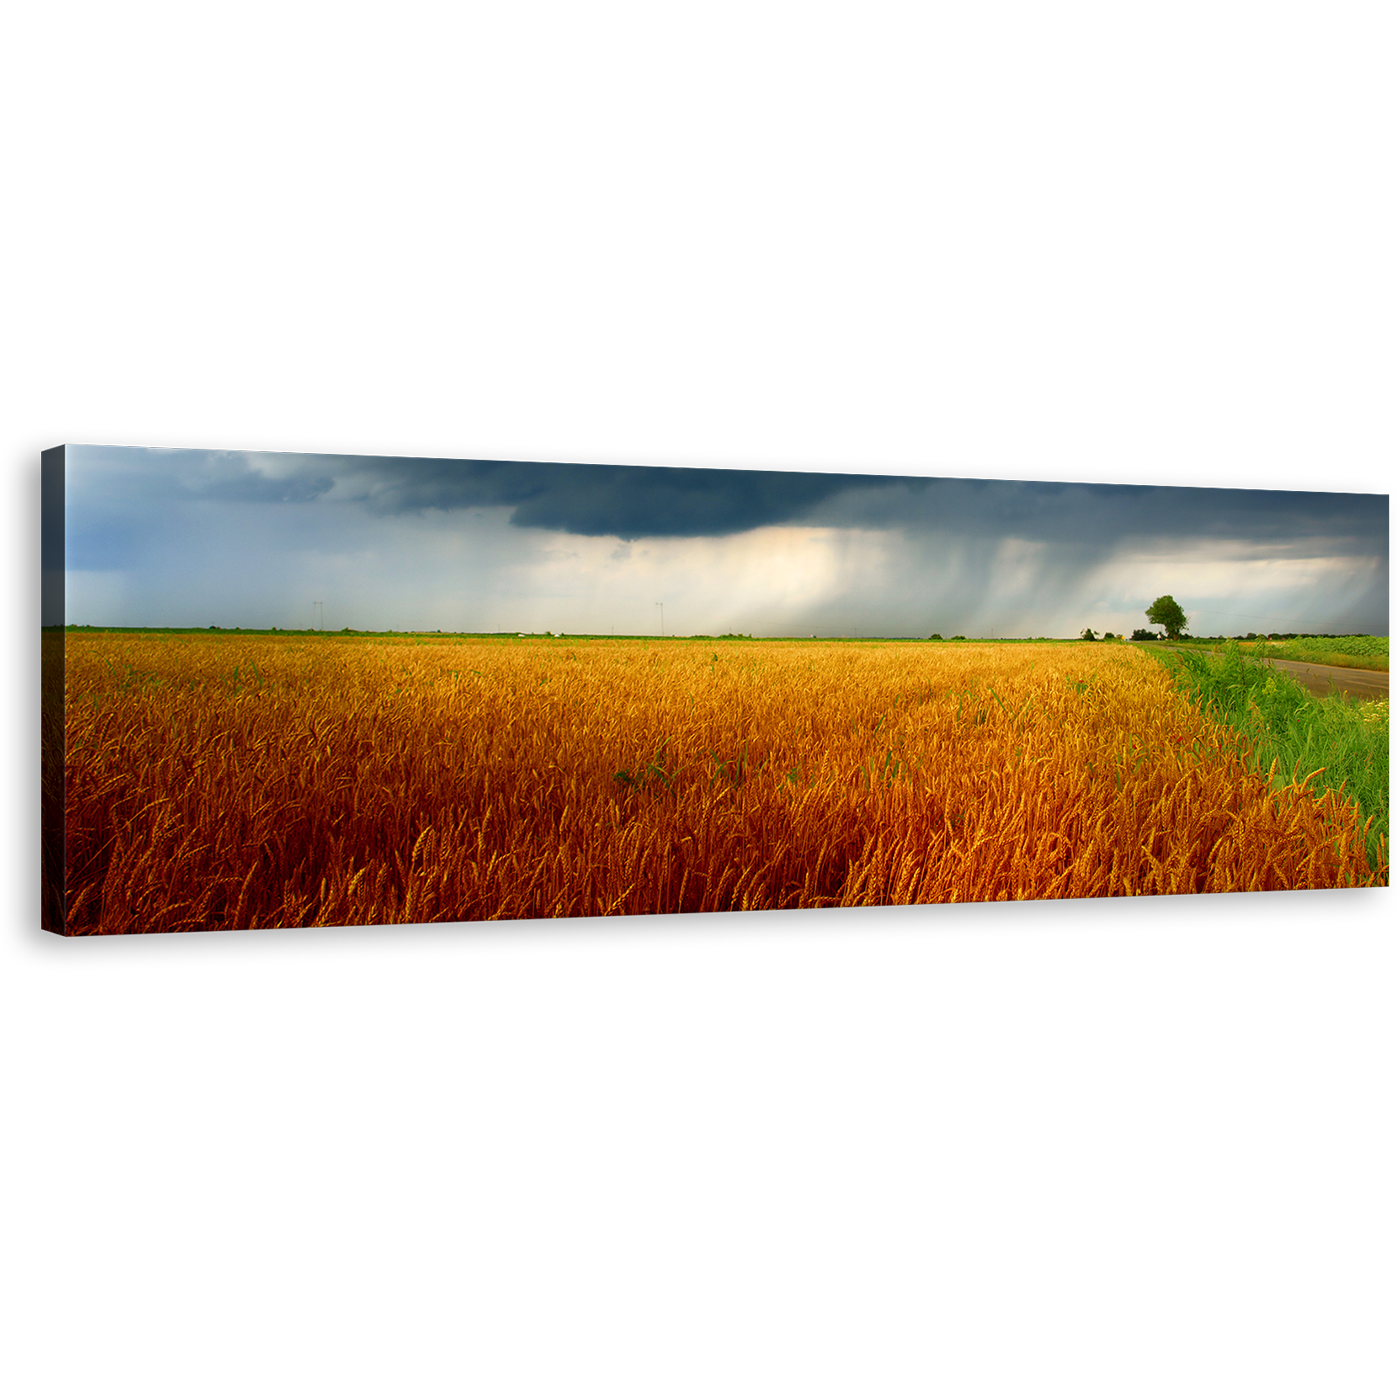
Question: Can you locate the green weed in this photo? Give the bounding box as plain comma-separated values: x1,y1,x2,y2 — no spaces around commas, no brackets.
1160,640,1388,867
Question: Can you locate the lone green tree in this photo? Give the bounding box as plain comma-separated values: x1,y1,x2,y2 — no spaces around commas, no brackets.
1145,595,1187,639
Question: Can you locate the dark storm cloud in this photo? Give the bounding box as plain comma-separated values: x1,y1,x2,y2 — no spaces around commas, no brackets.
806,476,1388,554
67,447,1387,558
324,453,1390,555
337,457,869,537
65,448,866,542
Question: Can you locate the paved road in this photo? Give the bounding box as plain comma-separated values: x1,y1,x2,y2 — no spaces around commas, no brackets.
1260,656,1388,702
1138,643,1388,702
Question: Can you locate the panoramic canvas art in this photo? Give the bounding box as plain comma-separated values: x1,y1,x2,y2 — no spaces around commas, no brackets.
42,445,1389,935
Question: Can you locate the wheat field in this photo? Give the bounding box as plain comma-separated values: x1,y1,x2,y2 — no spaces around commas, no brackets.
53,634,1385,933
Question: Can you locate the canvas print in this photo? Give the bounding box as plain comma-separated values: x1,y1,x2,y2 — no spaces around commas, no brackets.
41,445,1389,935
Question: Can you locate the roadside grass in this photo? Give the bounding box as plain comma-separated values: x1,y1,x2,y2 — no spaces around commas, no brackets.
1138,636,1389,674
1159,640,1388,870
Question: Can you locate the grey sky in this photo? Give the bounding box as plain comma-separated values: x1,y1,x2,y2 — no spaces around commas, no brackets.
53,445,1388,637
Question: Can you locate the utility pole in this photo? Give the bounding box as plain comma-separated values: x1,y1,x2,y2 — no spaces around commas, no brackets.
655,602,664,637
312,601,324,631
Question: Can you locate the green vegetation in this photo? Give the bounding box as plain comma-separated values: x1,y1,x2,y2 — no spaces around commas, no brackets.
1159,640,1388,868
1257,634,1389,673
1136,638,1388,674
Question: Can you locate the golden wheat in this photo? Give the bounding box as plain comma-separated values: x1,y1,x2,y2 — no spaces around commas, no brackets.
57,635,1384,933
